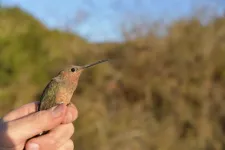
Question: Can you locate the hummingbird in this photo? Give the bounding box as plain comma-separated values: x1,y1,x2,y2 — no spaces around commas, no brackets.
38,59,109,111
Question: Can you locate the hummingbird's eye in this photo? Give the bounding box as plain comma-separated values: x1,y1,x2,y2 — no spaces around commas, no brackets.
71,68,76,72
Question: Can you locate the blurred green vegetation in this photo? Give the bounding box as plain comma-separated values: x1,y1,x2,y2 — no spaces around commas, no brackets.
1,6,225,150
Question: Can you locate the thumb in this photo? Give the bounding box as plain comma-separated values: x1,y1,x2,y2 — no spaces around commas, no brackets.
5,104,67,143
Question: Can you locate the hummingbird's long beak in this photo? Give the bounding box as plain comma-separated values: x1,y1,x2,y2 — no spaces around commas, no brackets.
79,59,109,70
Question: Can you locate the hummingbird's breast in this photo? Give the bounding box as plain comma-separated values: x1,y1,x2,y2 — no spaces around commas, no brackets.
55,86,76,104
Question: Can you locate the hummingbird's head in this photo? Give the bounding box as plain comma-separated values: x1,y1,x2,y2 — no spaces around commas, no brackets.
58,59,109,84
59,65,83,84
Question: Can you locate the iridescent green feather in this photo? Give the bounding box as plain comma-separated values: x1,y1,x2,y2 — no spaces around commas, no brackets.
38,77,60,111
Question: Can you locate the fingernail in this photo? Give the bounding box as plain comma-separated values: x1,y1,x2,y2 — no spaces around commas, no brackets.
52,104,64,118
27,143,39,150
66,112,73,122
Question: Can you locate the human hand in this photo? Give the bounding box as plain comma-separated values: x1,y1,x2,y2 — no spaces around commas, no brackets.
0,101,78,150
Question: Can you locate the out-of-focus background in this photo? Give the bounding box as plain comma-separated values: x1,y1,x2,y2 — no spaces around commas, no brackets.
1,0,225,149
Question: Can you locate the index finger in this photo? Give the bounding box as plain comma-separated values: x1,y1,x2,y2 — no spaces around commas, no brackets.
2,101,39,122
62,103,78,124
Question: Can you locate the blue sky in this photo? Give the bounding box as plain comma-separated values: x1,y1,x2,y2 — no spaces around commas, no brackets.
2,0,225,42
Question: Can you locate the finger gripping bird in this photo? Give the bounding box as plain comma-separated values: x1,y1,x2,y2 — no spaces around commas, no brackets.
38,59,109,111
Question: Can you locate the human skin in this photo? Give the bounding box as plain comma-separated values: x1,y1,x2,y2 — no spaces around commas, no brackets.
0,101,78,150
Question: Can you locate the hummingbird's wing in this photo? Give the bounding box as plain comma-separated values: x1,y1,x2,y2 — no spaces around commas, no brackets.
38,77,61,111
